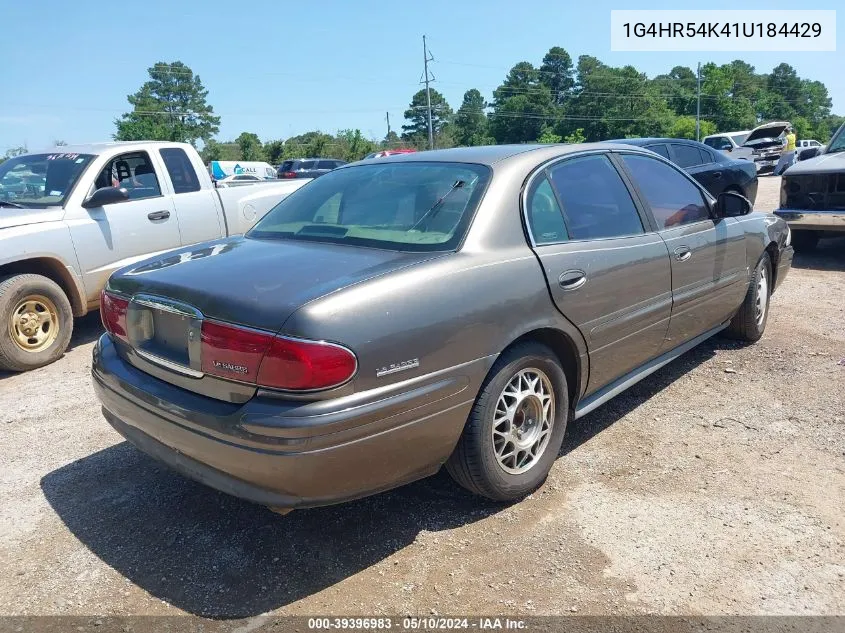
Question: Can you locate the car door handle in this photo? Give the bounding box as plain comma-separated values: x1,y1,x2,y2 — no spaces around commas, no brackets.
147,210,170,221
674,246,692,262
558,270,587,291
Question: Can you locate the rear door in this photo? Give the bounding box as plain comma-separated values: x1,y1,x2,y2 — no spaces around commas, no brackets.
65,150,182,304
526,152,673,394
158,147,224,246
618,152,747,349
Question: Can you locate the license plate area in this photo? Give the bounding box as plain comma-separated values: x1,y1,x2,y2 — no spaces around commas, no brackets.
126,295,203,375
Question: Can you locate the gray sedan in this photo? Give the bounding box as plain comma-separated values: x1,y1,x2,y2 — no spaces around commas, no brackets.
92,143,794,511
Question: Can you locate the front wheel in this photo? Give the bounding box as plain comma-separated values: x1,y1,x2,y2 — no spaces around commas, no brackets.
446,342,569,502
725,252,771,343
0,274,74,372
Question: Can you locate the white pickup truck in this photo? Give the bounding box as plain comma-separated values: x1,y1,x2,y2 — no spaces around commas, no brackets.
0,141,310,372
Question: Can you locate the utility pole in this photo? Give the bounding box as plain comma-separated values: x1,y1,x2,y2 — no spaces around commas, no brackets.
695,61,701,142
422,35,435,150
386,112,391,142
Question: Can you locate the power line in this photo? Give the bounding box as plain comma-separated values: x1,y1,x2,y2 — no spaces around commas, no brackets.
421,35,435,150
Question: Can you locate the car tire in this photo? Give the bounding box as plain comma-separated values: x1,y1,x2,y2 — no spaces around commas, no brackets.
0,274,74,372
725,252,771,343
445,342,569,502
790,230,819,252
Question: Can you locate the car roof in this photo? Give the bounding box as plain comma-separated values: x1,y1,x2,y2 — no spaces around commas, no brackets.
346,143,645,168
605,137,710,147
29,141,186,155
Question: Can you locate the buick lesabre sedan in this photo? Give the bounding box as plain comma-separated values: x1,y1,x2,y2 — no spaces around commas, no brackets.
92,143,794,512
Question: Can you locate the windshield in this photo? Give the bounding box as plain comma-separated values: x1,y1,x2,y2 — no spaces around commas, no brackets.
0,152,95,207
730,133,749,145
826,124,845,153
248,161,491,252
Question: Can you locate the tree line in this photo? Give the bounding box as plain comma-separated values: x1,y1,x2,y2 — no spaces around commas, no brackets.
105,55,844,165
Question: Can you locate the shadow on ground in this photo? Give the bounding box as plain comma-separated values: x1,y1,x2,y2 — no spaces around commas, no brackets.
791,236,845,272
0,312,103,382
41,332,727,618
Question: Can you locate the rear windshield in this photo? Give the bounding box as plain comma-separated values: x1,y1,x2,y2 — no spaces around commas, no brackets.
248,161,491,252
280,161,296,171
0,152,95,207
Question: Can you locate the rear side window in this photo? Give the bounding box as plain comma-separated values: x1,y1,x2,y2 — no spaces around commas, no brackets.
671,144,705,168
527,177,568,245
300,161,316,170
316,160,336,170
645,144,670,159
547,154,644,240
621,154,711,230
160,148,201,194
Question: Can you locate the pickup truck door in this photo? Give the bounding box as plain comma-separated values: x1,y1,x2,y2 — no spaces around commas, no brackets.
618,152,747,349
63,149,181,304
157,146,225,246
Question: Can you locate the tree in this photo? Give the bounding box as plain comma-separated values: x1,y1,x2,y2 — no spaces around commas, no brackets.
536,125,562,144
670,116,716,140
490,62,555,144
453,89,491,146
336,129,376,161
53,140,67,147
562,128,586,144
538,47,575,105
235,132,264,161
382,130,400,148
114,61,220,146
402,89,453,146
263,139,286,164
1,146,27,165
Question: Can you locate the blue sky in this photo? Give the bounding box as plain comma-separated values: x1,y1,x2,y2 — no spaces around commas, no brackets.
1,0,841,152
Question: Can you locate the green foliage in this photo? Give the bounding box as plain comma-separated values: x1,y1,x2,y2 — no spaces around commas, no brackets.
670,116,716,140
236,132,264,161
538,47,575,106
453,89,491,146
562,128,586,144
402,89,453,146
263,139,286,164
536,125,562,144
114,61,220,146
489,62,555,144
0,146,27,165
335,129,376,161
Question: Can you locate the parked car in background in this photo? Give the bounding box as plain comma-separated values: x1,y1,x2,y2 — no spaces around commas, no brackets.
742,121,791,174
277,158,346,179
363,148,418,159
608,137,758,204
0,141,310,372
215,174,266,187
774,121,845,251
703,130,753,161
92,143,792,514
209,161,277,181
797,139,822,150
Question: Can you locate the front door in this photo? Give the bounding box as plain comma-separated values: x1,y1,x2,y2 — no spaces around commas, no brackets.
618,152,748,348
526,153,673,394
64,150,181,304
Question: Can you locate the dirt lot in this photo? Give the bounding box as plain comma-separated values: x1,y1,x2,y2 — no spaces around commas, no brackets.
0,176,843,618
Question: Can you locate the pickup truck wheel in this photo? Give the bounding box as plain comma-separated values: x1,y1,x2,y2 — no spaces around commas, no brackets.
791,230,819,252
0,274,74,372
725,252,771,343
446,342,569,502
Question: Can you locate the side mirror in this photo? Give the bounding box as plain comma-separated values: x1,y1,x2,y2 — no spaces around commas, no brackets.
725,146,732,152
715,190,752,218
798,147,820,161
82,186,129,208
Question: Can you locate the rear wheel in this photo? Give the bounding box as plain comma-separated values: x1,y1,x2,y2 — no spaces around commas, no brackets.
0,274,74,372
791,230,819,252
446,342,569,502
726,252,771,343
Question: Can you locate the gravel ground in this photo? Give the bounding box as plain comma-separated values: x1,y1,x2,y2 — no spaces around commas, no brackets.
0,176,843,618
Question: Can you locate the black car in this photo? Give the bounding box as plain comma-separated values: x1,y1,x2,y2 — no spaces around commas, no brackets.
277,158,347,179
607,138,758,205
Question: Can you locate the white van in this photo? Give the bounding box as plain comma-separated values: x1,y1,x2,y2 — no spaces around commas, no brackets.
209,161,277,181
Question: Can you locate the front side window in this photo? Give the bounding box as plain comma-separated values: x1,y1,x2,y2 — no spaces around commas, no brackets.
248,161,491,252
94,151,161,200
160,148,201,194
621,154,711,230
547,154,644,240
0,152,95,207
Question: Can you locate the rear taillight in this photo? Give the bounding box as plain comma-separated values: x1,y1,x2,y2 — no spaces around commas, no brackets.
281,171,297,178
100,289,129,340
200,320,357,391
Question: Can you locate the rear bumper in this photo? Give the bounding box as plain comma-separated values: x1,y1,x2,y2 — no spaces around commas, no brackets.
92,334,486,509
773,209,845,233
